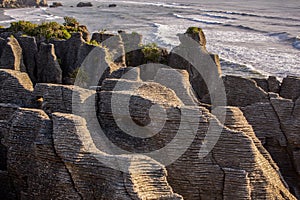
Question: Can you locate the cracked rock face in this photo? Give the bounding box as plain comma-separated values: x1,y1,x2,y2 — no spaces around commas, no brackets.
166,106,295,200
0,65,299,199
223,75,300,198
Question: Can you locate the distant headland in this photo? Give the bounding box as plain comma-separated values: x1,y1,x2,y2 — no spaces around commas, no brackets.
0,0,47,8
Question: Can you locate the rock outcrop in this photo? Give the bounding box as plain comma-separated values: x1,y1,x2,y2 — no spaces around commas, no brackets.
119,31,144,67
280,76,300,101
0,0,47,8
0,98,182,199
16,36,38,84
0,36,25,72
36,43,62,84
96,66,296,199
168,32,221,100
76,2,93,7
0,69,33,106
0,26,299,199
223,75,269,107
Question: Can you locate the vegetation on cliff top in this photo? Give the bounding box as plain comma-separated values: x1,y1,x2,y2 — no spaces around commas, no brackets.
6,17,88,40
186,27,203,34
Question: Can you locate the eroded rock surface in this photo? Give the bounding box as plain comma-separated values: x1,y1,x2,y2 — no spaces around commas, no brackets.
0,69,33,106
0,27,299,200
36,43,62,84
0,36,25,71
16,36,38,84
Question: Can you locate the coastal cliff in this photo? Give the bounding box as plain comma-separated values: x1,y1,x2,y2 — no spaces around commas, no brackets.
0,21,299,199
0,0,47,8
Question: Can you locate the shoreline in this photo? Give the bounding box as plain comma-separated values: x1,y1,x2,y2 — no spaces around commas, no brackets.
0,8,14,25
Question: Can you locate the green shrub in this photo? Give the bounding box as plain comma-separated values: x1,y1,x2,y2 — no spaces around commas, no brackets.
7,17,87,41
87,40,99,46
141,43,161,63
8,21,38,34
63,16,79,27
186,27,202,34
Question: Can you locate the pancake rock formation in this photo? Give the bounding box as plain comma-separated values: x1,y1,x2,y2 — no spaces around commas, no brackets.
0,26,299,199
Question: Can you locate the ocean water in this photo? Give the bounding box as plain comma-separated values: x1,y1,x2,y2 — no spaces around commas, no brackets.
1,0,300,78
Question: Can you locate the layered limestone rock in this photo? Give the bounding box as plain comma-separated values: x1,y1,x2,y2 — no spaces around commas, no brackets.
280,76,300,101
222,75,269,107
270,97,300,197
51,33,96,83
96,67,296,199
0,104,182,199
0,36,25,71
0,26,299,199
252,76,281,94
166,106,295,200
36,43,62,84
119,31,144,67
99,33,126,67
91,32,115,43
16,36,38,84
2,108,81,199
33,83,95,114
0,69,33,106
53,112,182,199
241,99,300,197
91,32,126,66
0,103,19,172
168,31,221,100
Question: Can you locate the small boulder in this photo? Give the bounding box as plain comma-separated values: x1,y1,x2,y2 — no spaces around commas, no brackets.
108,4,117,7
49,2,63,8
76,2,93,7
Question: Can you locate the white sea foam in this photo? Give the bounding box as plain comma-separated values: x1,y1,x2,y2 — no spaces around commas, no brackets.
3,7,62,24
117,0,190,9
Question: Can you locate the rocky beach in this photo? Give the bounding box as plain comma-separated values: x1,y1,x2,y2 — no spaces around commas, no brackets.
0,0,300,199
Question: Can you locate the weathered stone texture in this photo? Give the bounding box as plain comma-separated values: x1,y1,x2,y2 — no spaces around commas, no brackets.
0,69,33,106
223,75,269,107
2,108,80,199
280,76,300,101
36,42,62,84
119,31,144,67
33,83,95,114
53,112,182,200
16,36,38,84
166,106,295,200
0,36,25,71
168,33,221,101
96,68,296,199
